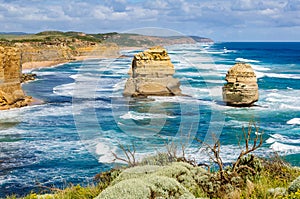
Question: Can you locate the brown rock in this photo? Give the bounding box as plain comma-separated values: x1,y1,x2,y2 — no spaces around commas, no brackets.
0,46,33,110
123,46,182,97
222,62,259,106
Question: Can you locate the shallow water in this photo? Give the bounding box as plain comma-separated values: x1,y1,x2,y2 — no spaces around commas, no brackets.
0,42,300,197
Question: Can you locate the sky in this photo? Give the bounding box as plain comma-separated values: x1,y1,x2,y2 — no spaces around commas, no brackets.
0,0,300,41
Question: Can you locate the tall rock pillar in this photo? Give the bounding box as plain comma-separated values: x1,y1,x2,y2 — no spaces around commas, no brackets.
222,62,259,106
0,46,32,110
124,46,182,97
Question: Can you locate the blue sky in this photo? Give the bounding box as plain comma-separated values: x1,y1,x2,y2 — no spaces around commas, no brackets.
0,0,300,41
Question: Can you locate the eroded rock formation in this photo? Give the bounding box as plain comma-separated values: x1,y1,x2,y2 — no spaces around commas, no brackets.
222,62,259,106
0,46,32,110
123,46,182,96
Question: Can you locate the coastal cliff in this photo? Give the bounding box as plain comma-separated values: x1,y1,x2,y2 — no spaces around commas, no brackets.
18,39,119,69
222,62,259,106
0,46,32,110
123,46,182,96
0,31,213,69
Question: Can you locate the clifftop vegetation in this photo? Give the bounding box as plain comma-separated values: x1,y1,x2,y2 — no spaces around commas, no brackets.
0,31,213,47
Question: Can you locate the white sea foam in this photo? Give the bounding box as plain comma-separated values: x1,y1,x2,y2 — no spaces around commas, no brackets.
149,96,199,104
255,71,265,79
120,111,176,120
265,73,300,79
235,57,260,63
287,118,300,125
0,108,24,120
31,104,73,117
279,104,300,110
252,65,271,71
266,134,300,144
200,50,225,54
33,71,58,76
270,142,300,153
96,141,118,163
53,83,75,97
262,90,300,110
204,80,226,84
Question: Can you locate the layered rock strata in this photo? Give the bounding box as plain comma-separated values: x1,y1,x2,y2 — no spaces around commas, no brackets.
0,46,32,110
222,62,259,106
123,46,182,97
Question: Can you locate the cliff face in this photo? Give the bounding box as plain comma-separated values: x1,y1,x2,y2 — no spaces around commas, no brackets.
0,46,32,110
222,62,259,106
124,46,182,96
17,40,119,65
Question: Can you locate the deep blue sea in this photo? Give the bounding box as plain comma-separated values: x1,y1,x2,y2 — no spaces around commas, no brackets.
1,42,300,197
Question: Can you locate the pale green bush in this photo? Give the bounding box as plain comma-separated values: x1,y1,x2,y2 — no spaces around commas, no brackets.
96,174,195,199
95,178,151,199
112,165,161,185
288,176,300,193
96,162,206,199
140,153,177,166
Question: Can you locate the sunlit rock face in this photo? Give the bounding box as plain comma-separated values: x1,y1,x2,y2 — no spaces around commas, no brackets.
222,62,259,107
0,46,32,110
124,46,182,97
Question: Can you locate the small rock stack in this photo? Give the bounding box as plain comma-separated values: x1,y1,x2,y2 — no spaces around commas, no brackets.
123,46,182,97
222,62,259,106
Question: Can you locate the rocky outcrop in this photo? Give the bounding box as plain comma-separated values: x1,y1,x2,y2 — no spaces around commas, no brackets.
21,73,37,83
0,46,32,110
123,46,182,97
222,62,259,106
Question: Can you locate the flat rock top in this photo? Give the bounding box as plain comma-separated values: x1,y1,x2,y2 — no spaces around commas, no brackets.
228,62,255,74
134,46,169,61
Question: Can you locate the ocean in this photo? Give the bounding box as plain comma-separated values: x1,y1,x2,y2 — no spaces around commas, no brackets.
0,42,300,197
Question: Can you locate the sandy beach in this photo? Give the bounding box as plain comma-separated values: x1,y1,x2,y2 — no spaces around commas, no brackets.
22,60,71,71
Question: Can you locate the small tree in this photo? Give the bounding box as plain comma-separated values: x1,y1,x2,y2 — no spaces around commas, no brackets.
198,122,264,198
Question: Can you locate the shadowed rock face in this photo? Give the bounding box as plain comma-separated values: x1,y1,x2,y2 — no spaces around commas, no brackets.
123,46,182,97
0,46,32,110
222,62,259,106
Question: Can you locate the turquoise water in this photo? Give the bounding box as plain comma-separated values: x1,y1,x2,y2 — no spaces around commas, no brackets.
0,42,300,197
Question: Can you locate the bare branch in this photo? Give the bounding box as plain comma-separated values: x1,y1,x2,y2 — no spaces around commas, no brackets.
232,123,264,172
112,143,138,167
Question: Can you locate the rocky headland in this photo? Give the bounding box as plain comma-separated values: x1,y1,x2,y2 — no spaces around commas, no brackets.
222,62,259,106
123,46,182,97
0,46,32,110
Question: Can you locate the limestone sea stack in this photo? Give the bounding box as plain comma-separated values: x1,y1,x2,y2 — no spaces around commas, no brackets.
0,46,32,110
123,46,182,97
222,62,259,106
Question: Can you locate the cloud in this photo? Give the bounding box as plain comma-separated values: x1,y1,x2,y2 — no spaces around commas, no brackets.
231,0,265,11
0,0,299,40
284,0,300,11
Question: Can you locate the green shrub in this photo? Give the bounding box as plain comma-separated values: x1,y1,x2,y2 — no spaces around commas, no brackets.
289,176,300,193
96,175,195,199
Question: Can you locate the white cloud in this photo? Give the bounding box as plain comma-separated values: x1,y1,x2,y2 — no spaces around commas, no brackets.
0,0,299,40
284,0,300,11
231,0,264,11
92,6,112,20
